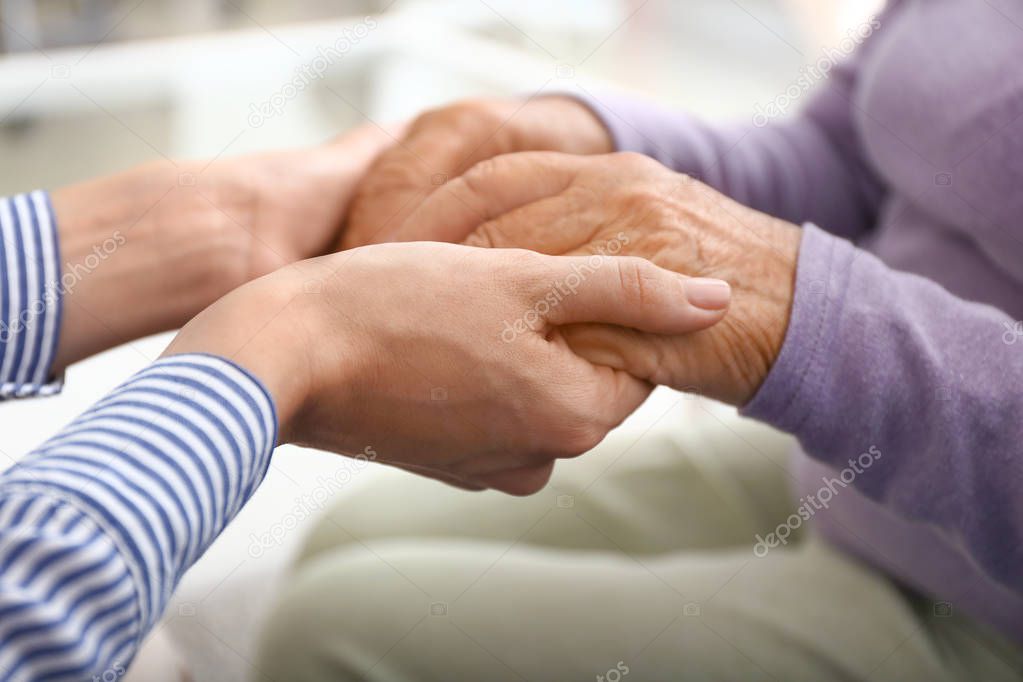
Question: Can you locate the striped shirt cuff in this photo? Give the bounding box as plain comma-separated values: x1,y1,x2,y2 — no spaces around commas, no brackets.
0,354,277,680
0,190,63,400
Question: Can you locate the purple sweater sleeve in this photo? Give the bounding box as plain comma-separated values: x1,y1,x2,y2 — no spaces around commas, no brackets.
573,40,888,242
743,224,1023,594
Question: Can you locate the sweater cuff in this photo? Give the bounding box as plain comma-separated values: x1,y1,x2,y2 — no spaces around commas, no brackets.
565,90,657,154
741,223,856,433
0,191,64,400
564,89,675,154
564,90,705,170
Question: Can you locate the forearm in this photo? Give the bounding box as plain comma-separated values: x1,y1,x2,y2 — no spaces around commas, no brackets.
0,353,276,679
743,224,1023,593
50,161,258,371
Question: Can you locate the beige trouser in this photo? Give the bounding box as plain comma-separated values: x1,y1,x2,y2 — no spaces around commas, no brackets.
255,410,1023,682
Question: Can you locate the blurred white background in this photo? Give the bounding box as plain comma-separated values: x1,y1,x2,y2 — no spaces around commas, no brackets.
0,0,882,679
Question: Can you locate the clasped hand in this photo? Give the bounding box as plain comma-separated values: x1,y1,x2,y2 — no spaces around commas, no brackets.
345,99,802,406
165,98,802,495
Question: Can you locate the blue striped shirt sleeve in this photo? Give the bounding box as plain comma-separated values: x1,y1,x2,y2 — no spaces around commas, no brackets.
0,353,278,681
0,191,63,400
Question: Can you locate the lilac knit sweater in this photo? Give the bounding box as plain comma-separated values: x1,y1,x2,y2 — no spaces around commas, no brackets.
582,0,1023,642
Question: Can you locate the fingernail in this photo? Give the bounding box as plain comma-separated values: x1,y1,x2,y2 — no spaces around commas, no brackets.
684,277,731,310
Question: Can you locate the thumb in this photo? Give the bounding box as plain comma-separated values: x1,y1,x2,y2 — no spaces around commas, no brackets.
340,153,433,250
535,255,731,335
391,151,585,243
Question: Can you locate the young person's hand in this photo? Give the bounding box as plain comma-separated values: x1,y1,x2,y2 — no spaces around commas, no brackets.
51,123,394,370
340,97,612,249
388,152,802,406
163,242,730,494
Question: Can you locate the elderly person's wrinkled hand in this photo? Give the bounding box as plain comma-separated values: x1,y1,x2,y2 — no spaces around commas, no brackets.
339,97,613,249
387,151,802,405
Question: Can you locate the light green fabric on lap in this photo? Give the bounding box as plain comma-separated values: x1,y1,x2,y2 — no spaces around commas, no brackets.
256,412,1023,682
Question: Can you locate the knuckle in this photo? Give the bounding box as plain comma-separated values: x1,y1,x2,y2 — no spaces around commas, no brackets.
509,248,551,284
494,474,546,497
678,171,699,189
526,465,556,491
461,156,502,194
617,184,667,213
613,256,654,310
541,388,609,457
456,157,509,222
457,99,510,128
487,247,547,294
611,183,679,234
559,424,605,457
411,103,455,130
609,150,660,173
419,99,505,133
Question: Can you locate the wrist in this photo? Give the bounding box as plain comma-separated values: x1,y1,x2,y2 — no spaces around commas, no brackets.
50,161,256,369
659,176,801,405
719,215,801,405
161,267,318,442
